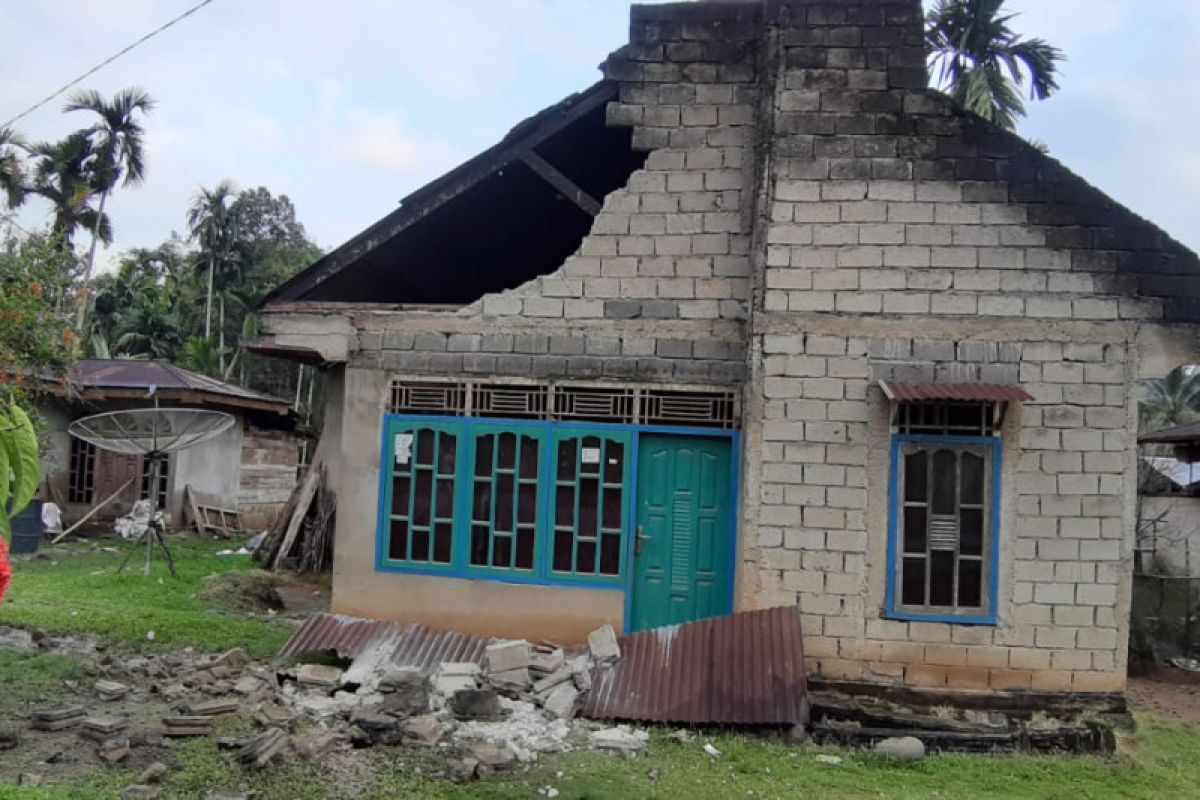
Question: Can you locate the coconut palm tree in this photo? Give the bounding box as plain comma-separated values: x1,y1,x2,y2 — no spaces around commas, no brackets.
926,0,1063,130
0,127,27,210
1140,367,1200,433
28,132,110,252
64,87,155,326
186,180,239,341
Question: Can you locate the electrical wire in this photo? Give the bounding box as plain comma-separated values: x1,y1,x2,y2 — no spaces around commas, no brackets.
2,0,217,129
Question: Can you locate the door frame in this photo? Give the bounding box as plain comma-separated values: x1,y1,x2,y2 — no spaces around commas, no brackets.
623,427,741,633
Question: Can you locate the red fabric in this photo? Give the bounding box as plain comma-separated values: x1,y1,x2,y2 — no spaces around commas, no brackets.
0,535,10,604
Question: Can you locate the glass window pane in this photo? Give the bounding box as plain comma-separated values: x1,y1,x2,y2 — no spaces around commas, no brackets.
961,452,985,505
470,526,489,566
580,478,599,540
929,551,955,606
903,506,927,554
389,520,408,560
475,435,493,476
555,486,574,527
902,557,925,606
433,523,452,563
496,474,514,531
604,442,625,484
392,476,410,516
411,529,430,562
553,531,573,572
578,540,597,574
416,429,435,465
436,479,454,518
438,433,457,474
904,450,928,502
959,559,983,608
494,535,512,568
960,508,984,557
520,436,539,479
518,482,537,525
413,471,432,525
498,433,516,470
516,529,535,569
557,439,577,481
472,482,490,522
931,450,957,515
600,533,621,575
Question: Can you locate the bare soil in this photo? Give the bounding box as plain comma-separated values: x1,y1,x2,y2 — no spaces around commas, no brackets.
1128,671,1200,724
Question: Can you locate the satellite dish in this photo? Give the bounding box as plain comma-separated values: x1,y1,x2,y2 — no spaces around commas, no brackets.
67,407,237,577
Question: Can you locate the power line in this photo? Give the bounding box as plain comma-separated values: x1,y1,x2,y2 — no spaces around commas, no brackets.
2,0,217,129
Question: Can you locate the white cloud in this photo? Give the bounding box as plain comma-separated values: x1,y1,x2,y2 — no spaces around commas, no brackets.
332,109,456,176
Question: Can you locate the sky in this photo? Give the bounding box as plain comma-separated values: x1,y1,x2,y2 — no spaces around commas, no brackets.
1,0,1198,271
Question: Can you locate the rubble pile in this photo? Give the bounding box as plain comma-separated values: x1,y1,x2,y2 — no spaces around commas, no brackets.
6,624,649,792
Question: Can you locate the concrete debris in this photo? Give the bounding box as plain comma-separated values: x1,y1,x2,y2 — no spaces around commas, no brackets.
184,699,240,717
450,757,479,783
18,773,42,787
212,648,251,671
529,647,565,675
295,663,344,688
462,741,517,771
32,706,87,731
588,625,621,663
454,698,574,763
234,675,267,695
378,669,431,716
206,791,255,800
80,716,127,742
402,714,449,748
163,716,213,737
98,736,131,765
703,743,722,759
95,680,131,701
119,786,162,800
255,702,295,729
232,728,290,769
0,727,19,750
588,725,649,754
139,762,169,784
532,666,574,695
487,667,533,694
485,640,532,673
542,684,580,720
450,689,503,721
873,736,927,760
815,754,843,766
434,665,480,697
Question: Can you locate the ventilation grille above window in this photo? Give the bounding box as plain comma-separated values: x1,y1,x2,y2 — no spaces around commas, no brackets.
389,379,738,429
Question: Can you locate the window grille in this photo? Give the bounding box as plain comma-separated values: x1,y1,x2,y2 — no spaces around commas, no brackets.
469,429,542,571
388,379,738,429
551,433,628,577
386,426,457,566
894,401,997,436
68,437,96,505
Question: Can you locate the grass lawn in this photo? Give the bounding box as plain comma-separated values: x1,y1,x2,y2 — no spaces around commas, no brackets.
0,538,292,658
3,541,1200,798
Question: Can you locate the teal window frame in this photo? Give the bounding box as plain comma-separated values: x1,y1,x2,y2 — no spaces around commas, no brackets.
376,415,633,588
379,420,464,573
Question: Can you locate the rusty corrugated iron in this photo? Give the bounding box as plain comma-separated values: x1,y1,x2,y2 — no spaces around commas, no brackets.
280,613,494,671
583,606,807,726
879,380,1034,403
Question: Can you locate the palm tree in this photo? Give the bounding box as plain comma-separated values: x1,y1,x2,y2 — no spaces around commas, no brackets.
28,132,110,252
64,87,155,327
926,0,1063,130
1140,367,1200,433
0,127,27,210
186,180,239,342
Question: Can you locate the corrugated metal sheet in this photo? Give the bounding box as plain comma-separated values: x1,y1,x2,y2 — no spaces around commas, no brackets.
583,607,807,726
68,359,288,407
280,613,495,672
1140,420,1200,445
879,380,1034,403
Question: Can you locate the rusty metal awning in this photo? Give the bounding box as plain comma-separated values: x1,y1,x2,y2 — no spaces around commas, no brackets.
280,614,495,671
583,606,807,726
879,380,1033,403
1140,420,1200,445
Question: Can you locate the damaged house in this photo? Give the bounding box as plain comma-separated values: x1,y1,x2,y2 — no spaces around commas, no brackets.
256,0,1200,698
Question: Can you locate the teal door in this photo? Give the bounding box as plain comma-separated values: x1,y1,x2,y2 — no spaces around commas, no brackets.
631,435,734,632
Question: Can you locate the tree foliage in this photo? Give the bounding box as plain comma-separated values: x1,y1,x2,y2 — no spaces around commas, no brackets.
926,0,1064,130
1140,367,1200,433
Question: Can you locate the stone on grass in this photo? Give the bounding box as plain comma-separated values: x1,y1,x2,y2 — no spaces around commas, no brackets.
139,762,169,784
464,741,516,770
589,725,649,753
18,773,42,787
588,626,620,662
95,680,131,700
450,757,480,783
450,689,503,721
212,648,250,671
98,736,131,765
119,786,162,800
873,736,926,760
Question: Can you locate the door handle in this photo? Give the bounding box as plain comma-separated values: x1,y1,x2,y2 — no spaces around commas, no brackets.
635,525,650,556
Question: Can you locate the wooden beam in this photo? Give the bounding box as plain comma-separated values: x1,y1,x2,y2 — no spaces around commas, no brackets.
519,150,602,215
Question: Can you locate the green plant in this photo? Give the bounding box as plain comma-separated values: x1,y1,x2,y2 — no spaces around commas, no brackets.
0,399,38,539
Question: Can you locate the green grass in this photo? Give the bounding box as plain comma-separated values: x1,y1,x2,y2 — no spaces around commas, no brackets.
0,650,85,717
2,718,1200,800
0,539,291,658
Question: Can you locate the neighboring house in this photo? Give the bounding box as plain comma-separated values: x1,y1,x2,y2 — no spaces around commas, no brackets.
255,0,1200,697
1138,423,1200,577
39,360,300,532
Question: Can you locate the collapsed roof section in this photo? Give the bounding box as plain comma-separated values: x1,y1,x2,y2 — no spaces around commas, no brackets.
266,81,647,306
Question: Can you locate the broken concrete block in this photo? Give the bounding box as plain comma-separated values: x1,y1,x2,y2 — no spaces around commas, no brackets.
96,680,131,700
463,741,516,770
532,665,574,695
589,725,649,753
450,689,503,721
162,716,213,737
402,714,448,748
542,683,580,719
588,625,620,662
351,710,399,735
212,648,250,671
450,757,479,783
0,727,21,750
378,670,430,716
32,706,86,731
296,663,344,688
156,683,189,702
139,762,169,784
434,674,479,697
18,773,42,787
184,699,239,717
234,728,289,769
485,640,531,673
529,647,566,675
487,667,532,693
439,661,482,677
81,716,128,742
233,675,265,695
255,702,294,729
292,731,344,760
98,736,131,765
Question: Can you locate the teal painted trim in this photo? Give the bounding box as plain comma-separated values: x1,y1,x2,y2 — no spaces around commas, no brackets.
884,433,1002,627
377,418,460,574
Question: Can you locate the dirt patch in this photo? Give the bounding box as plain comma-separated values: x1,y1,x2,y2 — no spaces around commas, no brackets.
1128,672,1200,724
200,571,286,614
